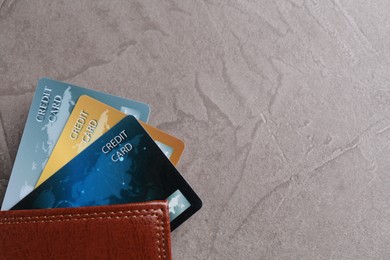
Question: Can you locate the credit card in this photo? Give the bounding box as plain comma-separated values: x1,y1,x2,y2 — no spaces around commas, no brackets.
11,116,202,231
2,78,151,210
36,95,184,187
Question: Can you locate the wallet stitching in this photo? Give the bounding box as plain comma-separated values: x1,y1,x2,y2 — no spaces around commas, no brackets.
0,214,159,224
160,216,166,260
0,209,161,221
0,207,168,259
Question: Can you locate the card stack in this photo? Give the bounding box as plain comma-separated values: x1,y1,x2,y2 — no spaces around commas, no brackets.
2,78,202,230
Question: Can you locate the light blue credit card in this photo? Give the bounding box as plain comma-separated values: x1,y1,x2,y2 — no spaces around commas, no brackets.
1,78,151,210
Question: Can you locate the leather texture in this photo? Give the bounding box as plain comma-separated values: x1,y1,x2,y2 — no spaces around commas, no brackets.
0,201,172,260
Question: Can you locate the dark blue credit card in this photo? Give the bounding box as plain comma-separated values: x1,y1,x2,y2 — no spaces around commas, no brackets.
11,115,202,230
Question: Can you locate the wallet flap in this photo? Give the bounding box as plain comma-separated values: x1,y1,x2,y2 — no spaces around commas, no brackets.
0,201,172,260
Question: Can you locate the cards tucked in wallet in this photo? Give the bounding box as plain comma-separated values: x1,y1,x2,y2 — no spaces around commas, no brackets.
0,201,172,260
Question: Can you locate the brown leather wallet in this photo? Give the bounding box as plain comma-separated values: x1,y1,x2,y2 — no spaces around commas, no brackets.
0,200,172,260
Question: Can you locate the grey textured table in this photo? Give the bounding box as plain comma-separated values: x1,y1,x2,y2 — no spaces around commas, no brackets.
1,1,390,259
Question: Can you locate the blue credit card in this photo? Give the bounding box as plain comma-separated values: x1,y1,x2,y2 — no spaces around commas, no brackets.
2,78,151,210
11,115,202,231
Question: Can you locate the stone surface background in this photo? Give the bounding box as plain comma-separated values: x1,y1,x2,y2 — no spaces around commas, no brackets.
1,0,390,259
